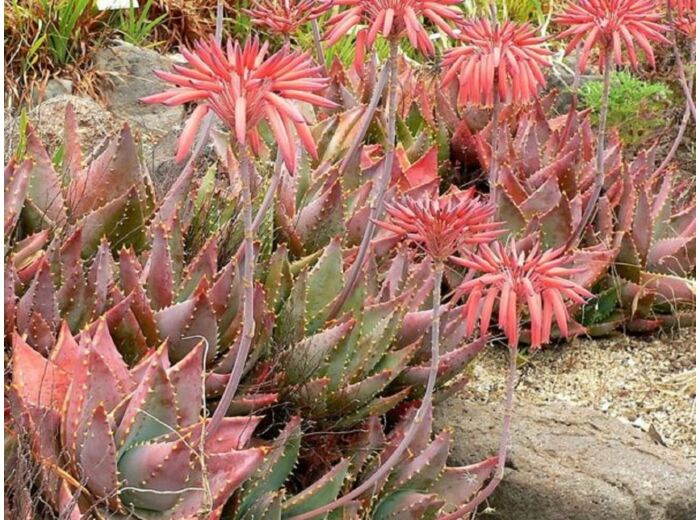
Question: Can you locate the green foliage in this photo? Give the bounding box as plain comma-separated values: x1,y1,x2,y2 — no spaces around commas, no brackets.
228,8,254,37
4,0,109,104
580,287,618,326
109,0,167,46
4,0,100,66
294,24,434,70
464,0,552,23
13,108,29,161
450,96,696,336
4,0,222,105
4,94,500,518
42,0,96,65
580,71,673,146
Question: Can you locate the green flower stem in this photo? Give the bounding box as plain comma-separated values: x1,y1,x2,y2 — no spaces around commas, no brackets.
208,148,257,436
326,38,399,321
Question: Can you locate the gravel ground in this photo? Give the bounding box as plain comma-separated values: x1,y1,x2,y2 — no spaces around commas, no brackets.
461,328,696,459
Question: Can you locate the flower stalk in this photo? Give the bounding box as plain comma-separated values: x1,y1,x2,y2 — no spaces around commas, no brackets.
667,0,696,121
654,46,695,177
327,38,400,321
234,151,283,261
312,19,327,73
489,87,501,204
152,0,224,224
571,42,583,104
208,147,257,436
439,343,517,520
572,48,612,246
487,2,500,198
337,61,390,178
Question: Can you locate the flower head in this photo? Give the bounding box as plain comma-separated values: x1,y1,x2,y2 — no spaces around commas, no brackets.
245,0,330,37
324,0,466,56
376,189,503,261
143,37,335,172
442,19,551,106
670,0,696,37
555,0,670,72
452,241,592,348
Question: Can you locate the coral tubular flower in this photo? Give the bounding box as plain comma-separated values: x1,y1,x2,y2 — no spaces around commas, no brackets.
142,37,335,172
376,189,504,261
442,19,552,106
670,0,696,37
245,0,330,37
451,241,593,349
323,0,466,56
555,0,670,72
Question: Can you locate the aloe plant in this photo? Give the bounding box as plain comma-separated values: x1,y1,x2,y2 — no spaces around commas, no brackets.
450,98,696,335
235,404,498,519
5,102,501,518
5,104,154,253
5,3,695,517
7,325,265,519
598,150,696,332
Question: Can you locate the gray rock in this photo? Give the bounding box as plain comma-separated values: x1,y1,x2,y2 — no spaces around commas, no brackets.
30,78,73,106
143,127,181,198
4,95,118,163
94,41,185,139
142,124,223,198
435,399,695,520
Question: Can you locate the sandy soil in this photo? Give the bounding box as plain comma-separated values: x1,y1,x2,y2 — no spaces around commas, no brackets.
460,328,696,459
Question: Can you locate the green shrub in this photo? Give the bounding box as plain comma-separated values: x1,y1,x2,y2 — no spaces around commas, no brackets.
580,71,673,146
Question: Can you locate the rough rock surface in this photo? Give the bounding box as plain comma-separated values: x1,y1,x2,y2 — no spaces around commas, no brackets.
4,95,118,163
547,53,601,112
93,41,185,139
461,332,696,458
91,41,191,193
30,78,73,106
5,38,194,194
142,127,182,197
436,399,695,520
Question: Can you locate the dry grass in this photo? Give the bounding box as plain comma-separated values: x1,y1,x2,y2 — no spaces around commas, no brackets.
148,0,238,49
3,0,239,111
3,0,111,109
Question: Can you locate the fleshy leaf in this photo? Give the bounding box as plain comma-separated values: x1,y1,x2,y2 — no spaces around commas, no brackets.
283,459,349,517
80,404,120,502
118,437,194,512
115,356,178,453
236,417,302,519
12,333,70,410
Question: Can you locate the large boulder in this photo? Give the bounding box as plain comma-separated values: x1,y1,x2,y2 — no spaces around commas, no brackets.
4,95,118,163
436,399,695,520
92,41,194,194
93,41,185,139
